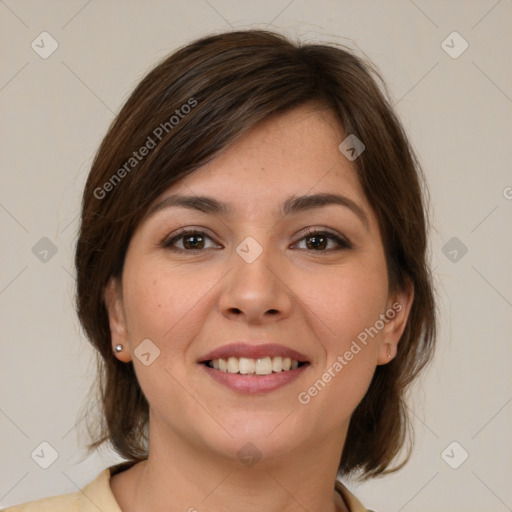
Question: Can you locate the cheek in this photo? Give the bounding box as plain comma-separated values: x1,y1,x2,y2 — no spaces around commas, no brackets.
298,259,388,347
120,259,214,415
122,258,218,352
293,258,388,421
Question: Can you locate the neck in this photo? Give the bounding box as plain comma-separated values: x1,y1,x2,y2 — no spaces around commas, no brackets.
116,422,350,512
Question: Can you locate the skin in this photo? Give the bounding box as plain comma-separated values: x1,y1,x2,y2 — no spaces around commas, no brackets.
105,103,413,512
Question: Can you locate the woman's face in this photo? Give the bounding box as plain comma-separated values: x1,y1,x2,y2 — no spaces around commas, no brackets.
106,104,412,463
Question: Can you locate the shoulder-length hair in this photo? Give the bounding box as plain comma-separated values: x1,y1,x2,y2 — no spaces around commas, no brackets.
75,29,436,480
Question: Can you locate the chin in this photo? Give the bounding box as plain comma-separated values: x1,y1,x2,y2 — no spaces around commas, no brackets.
199,410,310,464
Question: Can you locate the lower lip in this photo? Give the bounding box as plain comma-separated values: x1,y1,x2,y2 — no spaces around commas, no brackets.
201,364,309,394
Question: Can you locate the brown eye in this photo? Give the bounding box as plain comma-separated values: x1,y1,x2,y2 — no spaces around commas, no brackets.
294,230,352,252
182,234,206,249
163,230,220,251
305,234,328,250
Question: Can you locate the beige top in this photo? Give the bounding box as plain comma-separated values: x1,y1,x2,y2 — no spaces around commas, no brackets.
2,462,372,512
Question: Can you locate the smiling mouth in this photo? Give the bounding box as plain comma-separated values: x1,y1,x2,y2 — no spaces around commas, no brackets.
203,356,309,375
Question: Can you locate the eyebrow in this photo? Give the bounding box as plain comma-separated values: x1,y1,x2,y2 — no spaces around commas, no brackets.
146,192,369,229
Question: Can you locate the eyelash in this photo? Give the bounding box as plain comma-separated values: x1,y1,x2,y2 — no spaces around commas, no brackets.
161,228,352,253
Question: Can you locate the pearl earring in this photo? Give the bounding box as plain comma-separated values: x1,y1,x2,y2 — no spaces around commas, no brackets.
114,344,124,353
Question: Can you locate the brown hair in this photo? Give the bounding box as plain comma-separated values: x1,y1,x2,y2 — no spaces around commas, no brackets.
75,29,436,479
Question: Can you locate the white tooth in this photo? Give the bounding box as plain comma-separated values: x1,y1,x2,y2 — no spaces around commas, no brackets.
215,356,297,374
272,356,283,372
227,356,239,374
255,357,272,375
239,357,255,374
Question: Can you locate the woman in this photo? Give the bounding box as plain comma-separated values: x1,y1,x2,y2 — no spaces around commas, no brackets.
5,29,436,512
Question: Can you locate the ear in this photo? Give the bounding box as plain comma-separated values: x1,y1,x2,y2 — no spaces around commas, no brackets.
377,280,414,365
104,277,131,363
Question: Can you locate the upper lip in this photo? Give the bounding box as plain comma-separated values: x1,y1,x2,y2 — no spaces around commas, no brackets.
199,343,309,363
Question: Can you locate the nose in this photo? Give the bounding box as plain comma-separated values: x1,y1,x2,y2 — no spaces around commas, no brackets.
218,244,292,325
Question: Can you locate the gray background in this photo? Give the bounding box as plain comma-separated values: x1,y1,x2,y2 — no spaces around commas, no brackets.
1,1,511,511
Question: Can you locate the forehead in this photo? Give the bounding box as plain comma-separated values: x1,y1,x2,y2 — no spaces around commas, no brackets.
150,104,369,217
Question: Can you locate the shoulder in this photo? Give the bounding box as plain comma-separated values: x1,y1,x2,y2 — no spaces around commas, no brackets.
1,466,124,512
1,493,80,512
335,479,376,512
